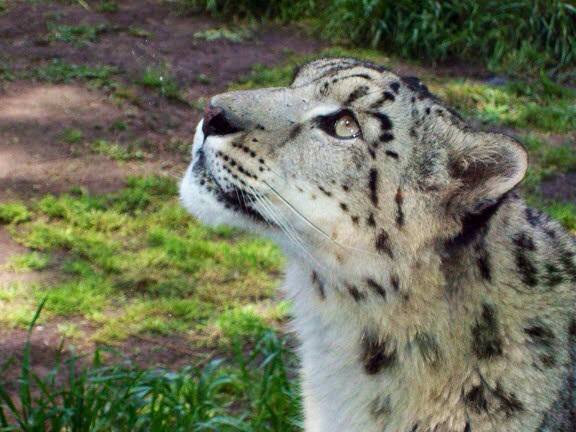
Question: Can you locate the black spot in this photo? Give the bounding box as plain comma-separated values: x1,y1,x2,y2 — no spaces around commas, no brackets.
395,188,405,227
515,250,539,287
380,132,394,142
311,271,326,300
370,91,395,109
345,85,369,105
370,112,393,130
560,249,576,282
365,278,387,300
360,328,396,374
425,107,431,115
414,332,441,366
318,185,332,197
385,150,399,159
390,274,399,291
367,212,376,227
368,148,376,159
512,232,536,251
401,76,432,99
390,81,401,94
476,245,492,282
342,184,350,192
339,202,349,212
524,323,555,348
463,422,471,432
368,168,379,207
351,215,359,224
289,124,302,140
543,263,563,287
375,230,394,258
525,207,543,227
464,385,488,413
347,284,366,302
471,304,503,359
494,384,524,416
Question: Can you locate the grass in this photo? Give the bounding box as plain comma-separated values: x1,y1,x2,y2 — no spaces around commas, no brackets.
91,139,146,161
34,60,117,85
1,176,283,345
0,304,301,432
60,128,83,144
193,26,254,43
47,22,107,46
188,0,575,79
138,67,184,101
97,0,119,13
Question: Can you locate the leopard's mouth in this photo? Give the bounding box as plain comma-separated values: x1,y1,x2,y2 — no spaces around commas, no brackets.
193,149,272,226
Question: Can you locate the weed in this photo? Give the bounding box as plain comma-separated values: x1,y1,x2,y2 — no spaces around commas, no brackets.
0,203,30,224
139,67,183,100
97,0,118,13
0,0,6,13
543,202,576,232
5,252,50,272
47,22,107,46
60,128,83,144
196,73,211,84
91,139,146,161
127,26,152,38
193,26,253,43
35,59,117,85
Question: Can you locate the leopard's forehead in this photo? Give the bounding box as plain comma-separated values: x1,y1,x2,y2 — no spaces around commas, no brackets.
291,58,396,88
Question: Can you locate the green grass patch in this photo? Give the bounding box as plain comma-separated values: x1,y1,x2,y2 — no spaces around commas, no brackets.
138,67,183,101
91,139,146,161
193,26,254,43
97,0,119,13
3,176,283,339
35,59,117,85
4,252,50,272
543,202,576,232
47,22,107,46
60,127,83,144
431,79,576,133
0,202,30,225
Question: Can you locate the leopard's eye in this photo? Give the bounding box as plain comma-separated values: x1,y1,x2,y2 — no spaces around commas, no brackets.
316,110,362,140
334,114,360,139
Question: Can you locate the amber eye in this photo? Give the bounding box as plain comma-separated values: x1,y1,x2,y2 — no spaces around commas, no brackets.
334,114,360,139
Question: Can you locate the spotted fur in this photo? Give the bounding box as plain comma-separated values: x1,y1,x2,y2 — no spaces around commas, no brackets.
181,57,576,432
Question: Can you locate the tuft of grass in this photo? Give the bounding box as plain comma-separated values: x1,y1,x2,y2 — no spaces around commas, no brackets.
47,22,107,46
60,127,83,144
139,67,183,100
543,202,576,232
5,252,50,272
127,26,152,38
97,0,118,13
35,59,117,84
0,202,30,224
0,304,302,432
91,139,146,161
193,26,254,43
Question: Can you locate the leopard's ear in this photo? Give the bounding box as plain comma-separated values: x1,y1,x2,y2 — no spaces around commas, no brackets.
447,130,527,213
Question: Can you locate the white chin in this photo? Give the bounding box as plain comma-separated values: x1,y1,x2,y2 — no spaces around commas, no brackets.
179,120,260,232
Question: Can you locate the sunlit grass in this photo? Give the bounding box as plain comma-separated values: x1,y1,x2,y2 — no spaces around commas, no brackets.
1,176,284,345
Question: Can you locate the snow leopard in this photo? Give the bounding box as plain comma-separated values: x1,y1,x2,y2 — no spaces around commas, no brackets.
180,58,576,432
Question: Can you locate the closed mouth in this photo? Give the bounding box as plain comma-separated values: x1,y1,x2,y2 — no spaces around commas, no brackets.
194,149,271,225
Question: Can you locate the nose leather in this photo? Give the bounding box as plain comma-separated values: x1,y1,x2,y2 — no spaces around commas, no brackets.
202,104,242,137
